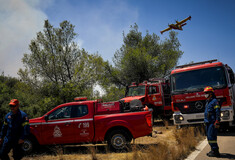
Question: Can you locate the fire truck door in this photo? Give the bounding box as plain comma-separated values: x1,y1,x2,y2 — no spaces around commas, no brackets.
148,85,163,106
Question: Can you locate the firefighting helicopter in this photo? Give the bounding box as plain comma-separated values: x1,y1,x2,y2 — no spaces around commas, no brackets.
160,16,191,34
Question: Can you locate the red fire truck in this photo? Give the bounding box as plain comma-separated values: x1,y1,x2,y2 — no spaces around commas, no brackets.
171,59,235,127
23,98,152,153
120,78,172,119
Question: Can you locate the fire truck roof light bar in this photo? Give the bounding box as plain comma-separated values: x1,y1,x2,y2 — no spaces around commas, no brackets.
175,59,218,69
149,78,165,83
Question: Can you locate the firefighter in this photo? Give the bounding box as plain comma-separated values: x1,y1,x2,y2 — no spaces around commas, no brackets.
204,86,220,157
0,99,30,160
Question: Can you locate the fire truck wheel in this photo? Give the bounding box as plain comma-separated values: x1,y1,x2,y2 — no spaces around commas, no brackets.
107,130,131,152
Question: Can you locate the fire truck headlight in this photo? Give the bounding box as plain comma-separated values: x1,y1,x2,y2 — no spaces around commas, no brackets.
174,115,184,121
179,116,184,121
221,110,230,118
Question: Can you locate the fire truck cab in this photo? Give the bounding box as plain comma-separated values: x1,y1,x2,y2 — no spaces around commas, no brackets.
171,59,235,127
120,78,172,119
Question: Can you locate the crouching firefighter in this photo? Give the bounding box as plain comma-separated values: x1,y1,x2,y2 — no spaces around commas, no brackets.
204,86,221,157
0,99,30,160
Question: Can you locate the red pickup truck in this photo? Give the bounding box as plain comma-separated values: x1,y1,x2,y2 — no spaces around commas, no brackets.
22,98,152,153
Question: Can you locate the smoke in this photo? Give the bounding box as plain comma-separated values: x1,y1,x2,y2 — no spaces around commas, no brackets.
0,0,49,77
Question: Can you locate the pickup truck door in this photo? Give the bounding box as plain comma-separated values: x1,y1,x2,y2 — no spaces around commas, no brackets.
148,85,163,106
73,104,94,143
41,105,75,144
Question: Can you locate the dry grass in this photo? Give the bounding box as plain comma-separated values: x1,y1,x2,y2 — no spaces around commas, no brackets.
22,125,205,160
126,125,205,160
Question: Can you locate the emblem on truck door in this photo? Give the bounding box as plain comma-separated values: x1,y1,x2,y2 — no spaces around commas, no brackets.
53,125,62,137
195,101,203,110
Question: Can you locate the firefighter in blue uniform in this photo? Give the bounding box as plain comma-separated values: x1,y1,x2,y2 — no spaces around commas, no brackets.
0,99,30,160
204,86,220,157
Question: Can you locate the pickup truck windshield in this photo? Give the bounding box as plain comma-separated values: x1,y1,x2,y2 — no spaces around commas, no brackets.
127,85,146,96
171,66,227,94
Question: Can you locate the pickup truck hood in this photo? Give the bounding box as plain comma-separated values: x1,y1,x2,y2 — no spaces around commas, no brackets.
29,116,44,124
121,96,145,103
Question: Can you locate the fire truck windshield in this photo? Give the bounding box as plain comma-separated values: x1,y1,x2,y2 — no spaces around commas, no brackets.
127,85,146,96
171,66,227,94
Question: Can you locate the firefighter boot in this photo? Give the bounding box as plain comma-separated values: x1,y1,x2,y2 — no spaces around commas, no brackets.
206,150,213,155
207,149,220,157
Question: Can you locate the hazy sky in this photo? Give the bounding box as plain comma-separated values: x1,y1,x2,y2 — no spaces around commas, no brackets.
1,0,235,77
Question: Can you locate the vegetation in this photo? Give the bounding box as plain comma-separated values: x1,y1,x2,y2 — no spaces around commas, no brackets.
107,23,183,86
0,20,183,119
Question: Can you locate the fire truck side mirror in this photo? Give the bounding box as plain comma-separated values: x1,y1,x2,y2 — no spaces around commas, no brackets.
228,69,235,84
229,72,235,84
231,74,235,84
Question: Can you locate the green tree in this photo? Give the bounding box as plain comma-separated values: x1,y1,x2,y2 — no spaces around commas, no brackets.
15,20,109,118
107,24,183,86
0,73,56,119
0,74,19,119
19,20,80,90
19,20,106,104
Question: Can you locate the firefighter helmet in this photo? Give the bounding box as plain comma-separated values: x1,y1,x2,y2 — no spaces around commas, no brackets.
203,86,214,93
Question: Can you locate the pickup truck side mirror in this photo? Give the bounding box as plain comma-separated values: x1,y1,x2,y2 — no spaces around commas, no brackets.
45,115,49,122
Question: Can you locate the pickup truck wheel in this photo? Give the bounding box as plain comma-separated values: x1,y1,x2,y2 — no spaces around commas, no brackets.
21,138,34,154
108,130,131,151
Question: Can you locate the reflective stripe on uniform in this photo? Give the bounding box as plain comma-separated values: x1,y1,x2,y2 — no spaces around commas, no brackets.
214,105,220,109
208,140,217,143
3,121,8,125
22,122,29,127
